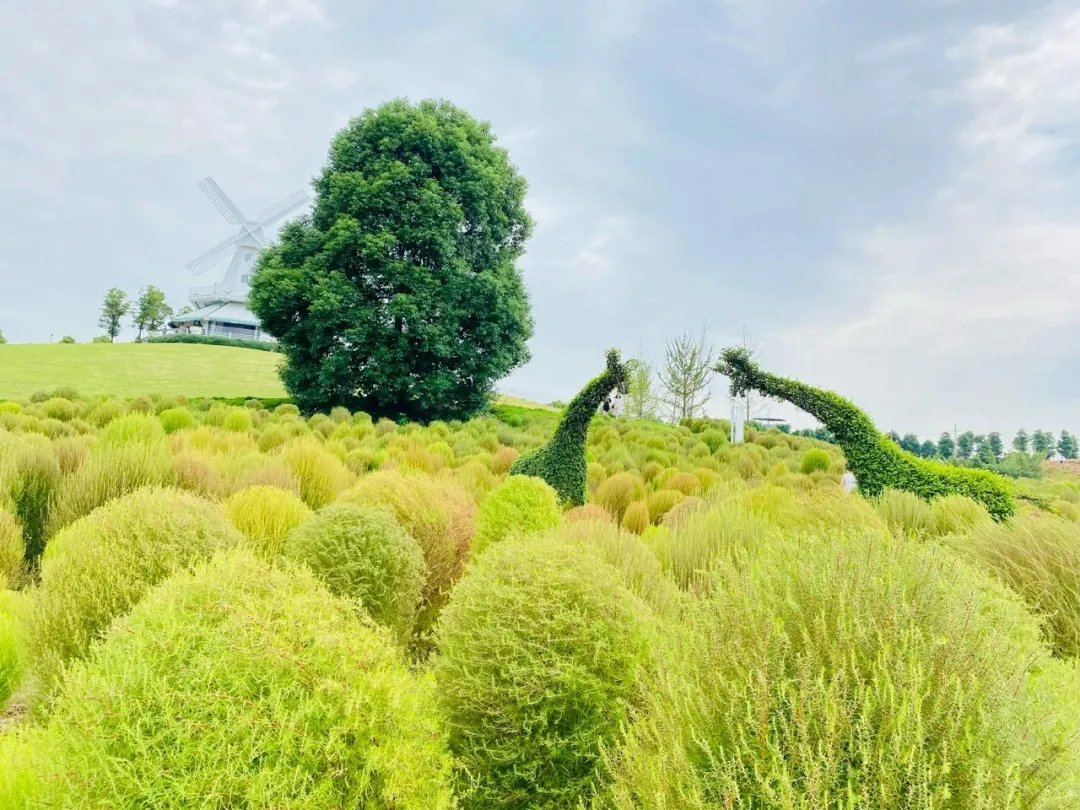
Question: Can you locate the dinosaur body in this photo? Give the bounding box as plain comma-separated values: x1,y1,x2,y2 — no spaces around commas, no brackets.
511,350,628,505
716,347,1015,520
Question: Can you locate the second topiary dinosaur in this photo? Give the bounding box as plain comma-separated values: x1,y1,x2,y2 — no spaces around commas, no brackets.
716,347,1015,520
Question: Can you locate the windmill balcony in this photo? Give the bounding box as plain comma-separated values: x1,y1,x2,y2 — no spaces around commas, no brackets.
189,283,249,307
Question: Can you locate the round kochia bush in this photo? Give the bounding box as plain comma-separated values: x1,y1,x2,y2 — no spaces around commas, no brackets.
29,487,241,697
223,485,311,559
16,551,453,808
471,474,562,557
435,533,653,808
799,447,831,474
717,347,1016,519
605,530,1080,808
339,470,460,619
284,503,424,640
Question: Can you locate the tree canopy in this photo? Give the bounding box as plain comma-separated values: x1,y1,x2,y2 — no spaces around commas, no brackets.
250,98,534,420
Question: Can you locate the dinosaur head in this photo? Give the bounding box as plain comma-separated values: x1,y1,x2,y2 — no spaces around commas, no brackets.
605,349,629,394
715,346,757,397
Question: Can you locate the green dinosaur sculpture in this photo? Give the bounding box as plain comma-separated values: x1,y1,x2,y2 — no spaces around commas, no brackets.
716,347,1015,520
510,349,628,505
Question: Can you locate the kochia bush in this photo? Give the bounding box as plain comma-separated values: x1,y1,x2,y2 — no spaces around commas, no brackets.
223,485,311,559
29,488,241,698
14,552,453,808
605,530,1080,808
471,475,562,557
435,533,653,807
284,503,424,641
717,347,1016,519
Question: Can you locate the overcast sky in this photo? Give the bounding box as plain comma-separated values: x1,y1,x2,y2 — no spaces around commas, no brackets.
2,0,1079,437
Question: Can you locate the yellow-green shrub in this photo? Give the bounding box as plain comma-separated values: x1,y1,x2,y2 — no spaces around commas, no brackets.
472,475,562,557
489,446,519,474
646,489,684,523
339,471,460,620
799,447,831,474
223,485,311,559
284,504,424,641
0,509,24,588
943,515,1080,658
171,451,227,499
0,588,27,707
650,503,777,594
158,407,197,434
47,440,174,538
931,494,993,536
876,488,935,537
595,472,646,522
660,495,707,528
621,501,651,534
29,488,241,698
15,551,453,808
281,441,353,507
565,503,615,525
435,533,653,807
606,531,1080,808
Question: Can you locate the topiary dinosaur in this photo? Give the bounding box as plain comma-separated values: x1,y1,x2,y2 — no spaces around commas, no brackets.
510,349,628,505
716,347,1016,520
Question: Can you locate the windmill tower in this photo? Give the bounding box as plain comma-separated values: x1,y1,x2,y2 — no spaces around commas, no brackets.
169,177,309,341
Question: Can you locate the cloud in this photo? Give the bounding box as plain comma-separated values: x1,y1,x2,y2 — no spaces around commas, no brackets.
768,6,1080,436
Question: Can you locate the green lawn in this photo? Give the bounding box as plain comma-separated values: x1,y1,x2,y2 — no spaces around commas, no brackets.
0,343,286,400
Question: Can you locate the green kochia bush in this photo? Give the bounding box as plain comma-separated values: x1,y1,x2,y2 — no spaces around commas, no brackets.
9,551,453,808
29,488,241,699
605,530,1080,808
435,533,653,808
943,515,1080,658
471,475,562,557
284,503,425,641
716,347,1016,519
511,349,628,505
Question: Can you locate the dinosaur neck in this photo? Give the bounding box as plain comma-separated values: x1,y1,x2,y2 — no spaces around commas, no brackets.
746,367,878,446
553,370,617,446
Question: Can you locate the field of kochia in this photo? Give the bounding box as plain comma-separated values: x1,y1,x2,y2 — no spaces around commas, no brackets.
1,390,1080,807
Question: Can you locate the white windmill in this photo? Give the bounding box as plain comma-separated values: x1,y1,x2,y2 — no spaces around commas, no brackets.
169,177,309,341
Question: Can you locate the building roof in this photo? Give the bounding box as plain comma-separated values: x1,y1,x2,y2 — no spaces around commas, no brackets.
168,301,261,327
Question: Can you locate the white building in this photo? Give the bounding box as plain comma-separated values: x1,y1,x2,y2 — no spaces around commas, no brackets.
168,177,308,342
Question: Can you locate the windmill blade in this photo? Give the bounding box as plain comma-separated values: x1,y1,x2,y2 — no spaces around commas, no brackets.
255,189,309,229
186,232,243,276
197,177,246,225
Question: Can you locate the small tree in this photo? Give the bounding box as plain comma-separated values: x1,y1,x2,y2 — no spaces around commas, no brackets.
0,328,7,344
1012,430,1029,454
98,288,130,343
623,357,660,420
987,432,1004,461
658,329,713,422
59,336,76,344
919,439,937,459
899,433,921,455
937,432,955,459
1057,431,1078,460
1032,430,1054,457
133,286,172,341
957,431,976,460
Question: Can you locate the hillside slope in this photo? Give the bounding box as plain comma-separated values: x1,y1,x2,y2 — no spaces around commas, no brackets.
0,344,286,399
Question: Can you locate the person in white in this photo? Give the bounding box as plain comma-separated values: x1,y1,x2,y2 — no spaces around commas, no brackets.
841,469,857,494
612,392,624,417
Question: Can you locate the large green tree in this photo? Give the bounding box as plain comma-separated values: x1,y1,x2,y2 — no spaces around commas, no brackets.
98,288,130,343
250,99,534,420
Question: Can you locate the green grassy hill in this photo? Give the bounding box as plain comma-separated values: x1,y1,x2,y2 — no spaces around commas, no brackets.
0,343,286,400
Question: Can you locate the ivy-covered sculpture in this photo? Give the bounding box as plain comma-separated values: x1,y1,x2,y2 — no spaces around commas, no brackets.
716,347,1016,520
511,349,628,505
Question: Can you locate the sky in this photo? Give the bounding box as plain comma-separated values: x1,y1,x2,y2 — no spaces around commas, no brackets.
1,0,1079,438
